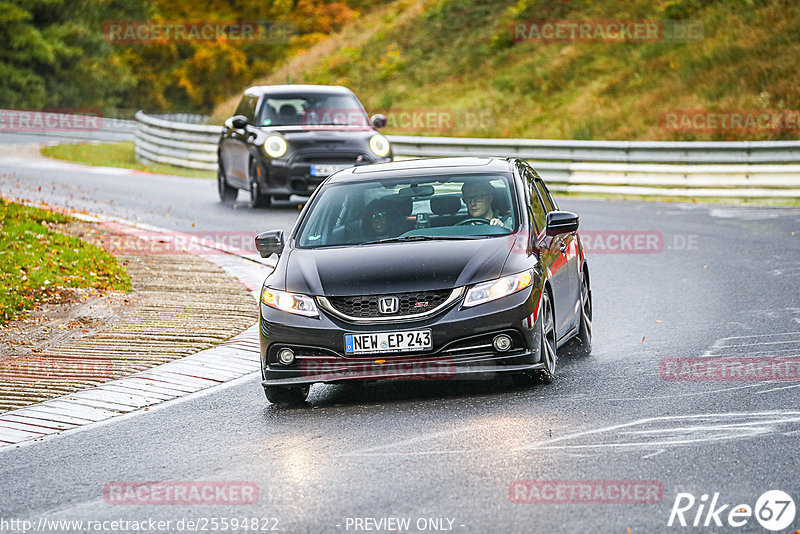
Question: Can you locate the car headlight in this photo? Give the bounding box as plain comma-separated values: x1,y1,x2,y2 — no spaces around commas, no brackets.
462,270,533,308
262,287,318,317
264,136,287,158
369,134,390,157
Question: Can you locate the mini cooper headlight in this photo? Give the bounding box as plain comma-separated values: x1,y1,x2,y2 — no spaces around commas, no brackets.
264,136,288,158
262,287,318,317
369,134,391,157
463,270,533,308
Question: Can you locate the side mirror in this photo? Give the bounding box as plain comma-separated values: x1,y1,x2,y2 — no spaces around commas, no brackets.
545,211,579,236
228,115,248,130
370,114,387,129
255,229,284,257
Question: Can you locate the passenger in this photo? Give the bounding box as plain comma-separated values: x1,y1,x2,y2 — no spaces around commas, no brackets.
460,179,513,228
362,198,403,239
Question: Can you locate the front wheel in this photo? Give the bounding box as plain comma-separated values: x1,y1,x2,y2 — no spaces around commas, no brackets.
249,161,270,209
217,162,238,202
512,290,557,387
264,385,309,406
572,274,592,355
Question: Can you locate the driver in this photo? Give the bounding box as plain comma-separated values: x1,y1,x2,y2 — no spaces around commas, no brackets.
461,179,513,229
362,197,403,239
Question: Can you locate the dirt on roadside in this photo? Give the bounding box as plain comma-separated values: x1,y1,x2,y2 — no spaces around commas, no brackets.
0,218,258,413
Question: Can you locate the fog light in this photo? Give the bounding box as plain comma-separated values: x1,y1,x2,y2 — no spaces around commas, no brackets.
493,334,512,352
277,348,295,365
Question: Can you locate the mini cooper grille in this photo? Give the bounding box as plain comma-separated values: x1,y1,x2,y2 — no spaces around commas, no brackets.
327,290,452,318
295,154,366,165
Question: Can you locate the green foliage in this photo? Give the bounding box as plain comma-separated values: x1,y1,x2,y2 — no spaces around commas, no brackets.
0,199,131,324
0,0,144,110
262,0,800,141
0,0,391,113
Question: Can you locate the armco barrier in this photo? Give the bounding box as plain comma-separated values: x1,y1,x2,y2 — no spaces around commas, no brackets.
134,111,800,197
0,109,137,143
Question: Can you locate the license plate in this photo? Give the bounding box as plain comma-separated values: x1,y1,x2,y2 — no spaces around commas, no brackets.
344,330,432,355
310,164,349,177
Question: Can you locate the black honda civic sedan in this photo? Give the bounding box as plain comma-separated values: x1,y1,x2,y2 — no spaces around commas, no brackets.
255,157,592,405
217,84,392,208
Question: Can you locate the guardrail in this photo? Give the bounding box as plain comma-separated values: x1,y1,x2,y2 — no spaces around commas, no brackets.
134,111,800,197
0,109,137,143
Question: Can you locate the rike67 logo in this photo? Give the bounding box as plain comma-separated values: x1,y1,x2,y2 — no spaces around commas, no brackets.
667,490,796,531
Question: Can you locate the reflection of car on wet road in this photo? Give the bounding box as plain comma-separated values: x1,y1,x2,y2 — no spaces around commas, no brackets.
217,84,392,209
253,157,592,405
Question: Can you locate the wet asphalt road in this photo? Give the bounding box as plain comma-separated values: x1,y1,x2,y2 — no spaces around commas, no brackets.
1,138,800,533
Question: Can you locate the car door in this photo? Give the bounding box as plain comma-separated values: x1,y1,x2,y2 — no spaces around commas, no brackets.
221,94,258,187
535,177,580,337
522,166,573,339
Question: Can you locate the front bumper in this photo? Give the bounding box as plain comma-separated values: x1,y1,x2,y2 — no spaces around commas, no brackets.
260,287,543,386
259,152,392,197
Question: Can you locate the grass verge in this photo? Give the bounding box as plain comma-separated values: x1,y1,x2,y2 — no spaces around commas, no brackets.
0,200,132,324
218,0,800,142
41,142,215,179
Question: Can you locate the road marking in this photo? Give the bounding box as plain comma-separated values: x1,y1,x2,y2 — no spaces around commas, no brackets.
604,383,764,402
754,383,800,394
516,411,800,452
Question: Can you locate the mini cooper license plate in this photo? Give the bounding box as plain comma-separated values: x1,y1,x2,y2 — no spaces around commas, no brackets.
344,330,432,355
310,164,349,177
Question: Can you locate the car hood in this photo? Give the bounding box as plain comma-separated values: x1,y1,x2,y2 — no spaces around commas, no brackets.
261,126,374,145
285,237,515,296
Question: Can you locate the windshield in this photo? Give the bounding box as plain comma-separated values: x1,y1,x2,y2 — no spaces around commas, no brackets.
257,93,368,127
296,173,518,248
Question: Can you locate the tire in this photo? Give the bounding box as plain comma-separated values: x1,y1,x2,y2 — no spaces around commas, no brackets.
512,290,557,386
573,273,592,355
249,160,270,209
264,385,309,406
217,162,237,202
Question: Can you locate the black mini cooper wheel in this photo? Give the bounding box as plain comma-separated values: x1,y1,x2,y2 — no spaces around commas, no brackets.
217,162,237,202
513,290,557,387
249,161,270,209
264,385,309,406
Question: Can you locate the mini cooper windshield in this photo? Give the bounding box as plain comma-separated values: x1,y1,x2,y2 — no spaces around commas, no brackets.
297,173,519,248
257,92,368,127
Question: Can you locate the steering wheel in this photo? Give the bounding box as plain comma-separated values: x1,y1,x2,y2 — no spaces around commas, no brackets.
455,217,491,226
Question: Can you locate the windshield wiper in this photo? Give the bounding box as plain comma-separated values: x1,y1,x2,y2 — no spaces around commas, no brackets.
360,235,484,245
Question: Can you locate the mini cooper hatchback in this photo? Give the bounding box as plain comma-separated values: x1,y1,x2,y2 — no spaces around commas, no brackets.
218,84,392,208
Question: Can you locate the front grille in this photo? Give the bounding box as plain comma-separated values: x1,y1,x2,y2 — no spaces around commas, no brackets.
294,153,366,165
326,290,453,318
